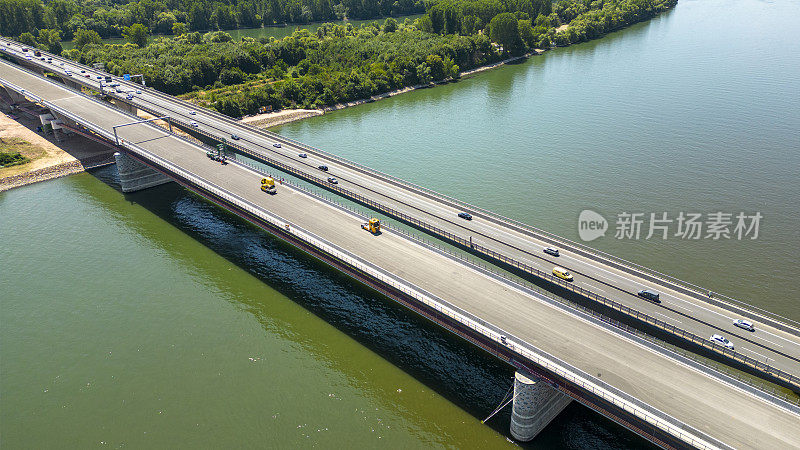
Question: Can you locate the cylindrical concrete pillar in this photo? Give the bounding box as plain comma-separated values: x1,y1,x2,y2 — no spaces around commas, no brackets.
510,371,572,441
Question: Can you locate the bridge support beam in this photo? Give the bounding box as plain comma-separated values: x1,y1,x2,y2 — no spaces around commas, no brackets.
2,85,30,104
109,98,137,115
510,371,572,441
114,151,171,193
59,77,83,91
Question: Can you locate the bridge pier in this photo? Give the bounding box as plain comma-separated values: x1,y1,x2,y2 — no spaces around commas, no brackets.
109,98,137,115
510,371,572,441
114,151,171,192
60,77,83,91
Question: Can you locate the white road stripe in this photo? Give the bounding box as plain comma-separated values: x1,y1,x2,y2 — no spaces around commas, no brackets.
741,347,772,362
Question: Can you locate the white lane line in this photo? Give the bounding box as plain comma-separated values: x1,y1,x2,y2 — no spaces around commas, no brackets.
759,329,799,346
666,295,735,321
652,311,682,323
752,335,784,348
740,347,772,362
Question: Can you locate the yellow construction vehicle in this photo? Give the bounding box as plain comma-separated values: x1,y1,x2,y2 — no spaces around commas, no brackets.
361,218,381,234
261,177,277,194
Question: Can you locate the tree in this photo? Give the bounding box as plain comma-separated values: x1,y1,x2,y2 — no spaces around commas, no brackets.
172,22,188,36
123,23,149,48
489,13,522,55
72,28,101,50
17,32,38,47
37,29,62,54
518,19,536,49
383,17,398,33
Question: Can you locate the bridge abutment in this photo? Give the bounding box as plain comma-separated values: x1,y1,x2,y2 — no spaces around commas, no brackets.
510,371,572,441
114,151,171,192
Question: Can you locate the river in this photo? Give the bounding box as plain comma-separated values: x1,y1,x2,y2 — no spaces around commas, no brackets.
2,0,798,447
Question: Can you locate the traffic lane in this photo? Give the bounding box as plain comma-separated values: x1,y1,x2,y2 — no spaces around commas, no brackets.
13,66,800,447
508,250,800,372
127,115,800,449
43,50,800,361
18,46,800,355
136,145,800,450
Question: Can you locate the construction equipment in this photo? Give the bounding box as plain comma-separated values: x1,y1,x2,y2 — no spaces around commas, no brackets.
361,218,381,234
261,177,277,194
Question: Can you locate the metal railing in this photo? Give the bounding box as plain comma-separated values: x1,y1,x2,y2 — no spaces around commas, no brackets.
6,40,792,337
231,156,800,407
3,68,798,449
3,60,799,393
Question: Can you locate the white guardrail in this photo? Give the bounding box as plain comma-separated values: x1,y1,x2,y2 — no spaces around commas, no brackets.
3,40,796,336
0,68,783,450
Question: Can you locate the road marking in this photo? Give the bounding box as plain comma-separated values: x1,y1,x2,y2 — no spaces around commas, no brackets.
666,295,735,321
652,311,681,323
759,329,799,346
752,335,784,348
740,347,772,362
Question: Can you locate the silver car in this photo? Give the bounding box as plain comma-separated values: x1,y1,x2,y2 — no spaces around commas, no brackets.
733,319,755,332
710,334,734,350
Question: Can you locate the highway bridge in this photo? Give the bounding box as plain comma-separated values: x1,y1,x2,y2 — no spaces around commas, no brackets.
2,38,798,389
2,42,800,448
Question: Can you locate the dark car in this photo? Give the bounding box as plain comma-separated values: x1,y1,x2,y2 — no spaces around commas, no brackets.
637,289,661,303
298,153,307,158
458,212,472,220
543,247,560,257
231,134,240,140
318,165,328,171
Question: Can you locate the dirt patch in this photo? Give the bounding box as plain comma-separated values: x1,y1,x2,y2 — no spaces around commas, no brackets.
0,111,116,191
0,112,76,179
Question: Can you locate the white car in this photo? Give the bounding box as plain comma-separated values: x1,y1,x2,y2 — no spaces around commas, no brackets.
710,334,734,350
136,90,142,94
190,121,198,127
189,111,197,115
733,319,755,332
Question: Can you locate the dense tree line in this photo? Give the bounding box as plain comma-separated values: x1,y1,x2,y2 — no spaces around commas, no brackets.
0,0,425,39
64,20,491,115
419,0,677,54
4,0,676,119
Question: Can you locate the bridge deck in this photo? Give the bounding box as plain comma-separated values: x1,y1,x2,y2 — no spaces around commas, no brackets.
3,38,796,379
2,60,799,449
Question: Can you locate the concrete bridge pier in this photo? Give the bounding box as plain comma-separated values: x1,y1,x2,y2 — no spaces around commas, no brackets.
2,85,30,104
114,151,171,192
60,77,83,90
510,371,572,441
109,98,137,115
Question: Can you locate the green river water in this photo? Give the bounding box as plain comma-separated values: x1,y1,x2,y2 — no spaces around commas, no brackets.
2,0,799,447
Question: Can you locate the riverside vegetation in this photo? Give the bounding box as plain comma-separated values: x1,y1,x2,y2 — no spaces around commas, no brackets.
2,0,676,117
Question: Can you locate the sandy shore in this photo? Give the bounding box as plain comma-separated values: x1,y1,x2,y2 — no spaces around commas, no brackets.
240,109,323,128
0,111,116,192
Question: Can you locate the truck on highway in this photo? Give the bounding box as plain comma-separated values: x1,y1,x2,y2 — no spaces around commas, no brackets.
261,177,277,194
362,218,381,234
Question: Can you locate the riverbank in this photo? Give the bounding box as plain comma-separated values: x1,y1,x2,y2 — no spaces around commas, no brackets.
0,112,116,192
243,49,546,130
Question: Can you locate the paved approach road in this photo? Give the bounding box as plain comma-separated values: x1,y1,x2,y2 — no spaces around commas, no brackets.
4,40,800,377
4,58,800,449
